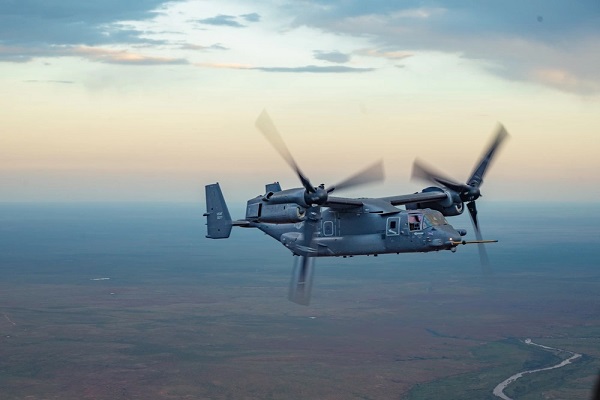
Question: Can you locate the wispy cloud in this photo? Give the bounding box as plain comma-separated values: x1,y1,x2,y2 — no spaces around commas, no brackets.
0,45,46,63
390,7,447,19
0,44,187,65
241,13,261,23
313,50,351,63
23,80,75,84
255,65,373,73
196,12,261,28
0,1,181,47
287,1,600,94
180,43,229,51
197,14,245,28
195,62,253,70
356,49,413,60
0,0,187,63
532,67,600,95
67,46,188,65
197,63,374,73
4,1,597,94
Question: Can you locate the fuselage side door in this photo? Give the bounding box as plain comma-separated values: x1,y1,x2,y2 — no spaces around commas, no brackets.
321,212,338,237
385,216,401,250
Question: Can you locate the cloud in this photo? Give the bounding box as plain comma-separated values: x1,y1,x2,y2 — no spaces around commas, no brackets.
286,1,600,94
0,46,188,65
197,13,260,28
23,80,75,84
197,63,374,73
0,44,187,65
0,45,45,63
241,13,261,23
195,62,253,70
313,50,351,63
356,48,413,60
6,1,596,93
532,68,600,94
255,65,373,73
462,35,600,94
197,14,244,28
180,43,229,51
0,0,190,63
197,12,262,28
0,0,180,46
67,46,188,65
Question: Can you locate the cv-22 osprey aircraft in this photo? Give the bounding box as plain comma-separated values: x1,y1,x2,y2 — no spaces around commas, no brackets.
205,111,508,305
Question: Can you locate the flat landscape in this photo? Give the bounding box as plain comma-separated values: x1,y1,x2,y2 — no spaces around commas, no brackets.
1,203,599,399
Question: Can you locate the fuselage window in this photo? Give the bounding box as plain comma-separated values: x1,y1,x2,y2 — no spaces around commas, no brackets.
323,221,334,236
387,217,400,235
246,203,261,219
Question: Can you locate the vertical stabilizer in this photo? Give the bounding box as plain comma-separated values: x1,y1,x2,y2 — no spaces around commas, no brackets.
204,183,233,239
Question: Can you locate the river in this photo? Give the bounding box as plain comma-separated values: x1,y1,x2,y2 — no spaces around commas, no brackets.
492,339,582,400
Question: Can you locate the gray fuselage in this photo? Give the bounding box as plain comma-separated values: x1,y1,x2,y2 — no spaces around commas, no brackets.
243,204,463,257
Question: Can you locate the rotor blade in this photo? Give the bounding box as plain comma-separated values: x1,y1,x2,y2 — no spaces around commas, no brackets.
288,255,315,306
412,159,469,193
288,205,320,306
467,201,492,276
255,109,315,193
466,201,480,233
326,160,385,193
467,124,509,188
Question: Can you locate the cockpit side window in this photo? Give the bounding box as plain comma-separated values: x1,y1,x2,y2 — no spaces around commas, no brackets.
409,214,422,231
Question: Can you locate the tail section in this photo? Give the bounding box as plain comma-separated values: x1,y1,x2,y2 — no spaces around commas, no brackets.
204,183,232,239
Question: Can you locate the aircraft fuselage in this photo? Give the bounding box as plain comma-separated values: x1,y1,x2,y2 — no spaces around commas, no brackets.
243,206,464,257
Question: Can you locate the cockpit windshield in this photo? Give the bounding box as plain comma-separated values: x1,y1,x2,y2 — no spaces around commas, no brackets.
423,211,448,227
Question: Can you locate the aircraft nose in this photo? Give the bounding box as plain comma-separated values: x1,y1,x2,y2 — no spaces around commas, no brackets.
431,238,444,247
427,226,459,248
439,226,463,247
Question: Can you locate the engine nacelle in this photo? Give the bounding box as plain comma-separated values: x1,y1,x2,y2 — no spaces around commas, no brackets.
260,204,306,223
262,188,308,207
246,201,306,223
406,187,464,216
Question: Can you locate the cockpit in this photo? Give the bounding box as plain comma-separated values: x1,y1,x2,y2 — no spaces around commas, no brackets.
408,210,448,231
423,210,448,227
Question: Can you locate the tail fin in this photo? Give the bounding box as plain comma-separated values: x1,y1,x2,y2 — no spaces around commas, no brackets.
204,183,233,239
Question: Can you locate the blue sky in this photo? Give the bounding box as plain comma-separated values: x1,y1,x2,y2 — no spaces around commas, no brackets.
1,1,599,202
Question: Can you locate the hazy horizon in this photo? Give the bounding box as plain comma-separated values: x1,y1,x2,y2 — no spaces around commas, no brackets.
1,201,599,399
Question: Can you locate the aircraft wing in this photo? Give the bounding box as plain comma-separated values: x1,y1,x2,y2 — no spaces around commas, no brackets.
380,191,448,206
325,196,364,209
327,191,449,209
326,197,402,214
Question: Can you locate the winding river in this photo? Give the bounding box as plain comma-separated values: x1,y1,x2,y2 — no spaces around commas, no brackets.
492,339,582,400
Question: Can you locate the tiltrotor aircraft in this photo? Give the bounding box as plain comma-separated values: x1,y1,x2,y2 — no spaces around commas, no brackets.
204,110,508,305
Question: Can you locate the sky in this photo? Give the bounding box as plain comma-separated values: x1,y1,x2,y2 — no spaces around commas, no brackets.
1,0,599,203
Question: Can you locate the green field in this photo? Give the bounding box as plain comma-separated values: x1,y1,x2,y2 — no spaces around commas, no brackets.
1,204,599,399
2,265,599,399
